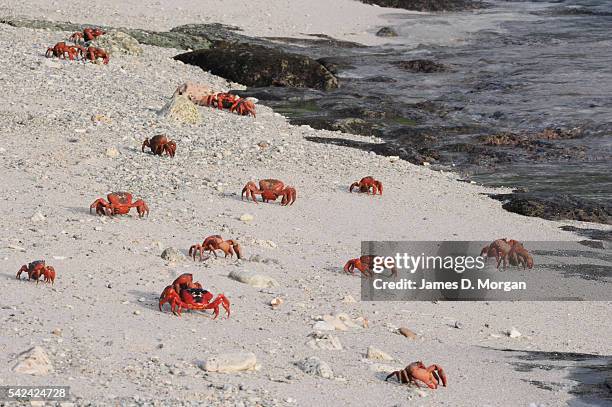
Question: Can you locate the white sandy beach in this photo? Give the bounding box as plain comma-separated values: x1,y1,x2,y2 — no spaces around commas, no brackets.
0,1,610,406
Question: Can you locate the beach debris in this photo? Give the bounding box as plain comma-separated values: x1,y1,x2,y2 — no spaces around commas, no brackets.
229,270,279,288
242,179,296,206
306,332,343,350
366,346,394,361
385,361,447,389
190,235,242,261
13,346,53,375
201,352,258,373
88,30,143,56
296,357,334,379
16,260,56,285
142,135,176,157
158,94,202,125
90,192,149,217
399,327,417,339
161,247,185,263
350,176,383,195
159,273,230,318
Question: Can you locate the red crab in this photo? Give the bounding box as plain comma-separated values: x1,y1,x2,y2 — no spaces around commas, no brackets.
69,27,106,43
481,238,533,269
45,42,80,60
158,273,230,318
343,255,376,277
90,192,149,217
386,361,447,390
16,260,56,285
142,135,176,157
189,235,243,261
241,179,296,205
204,93,256,117
350,176,383,195
83,47,109,64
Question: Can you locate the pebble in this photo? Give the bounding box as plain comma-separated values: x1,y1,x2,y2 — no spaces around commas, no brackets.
12,346,53,375
313,321,336,331
366,346,394,361
341,295,356,303
201,352,258,373
51,328,62,336
133,310,141,315
454,321,463,329
399,327,417,339
296,357,334,379
270,297,283,309
29,211,45,222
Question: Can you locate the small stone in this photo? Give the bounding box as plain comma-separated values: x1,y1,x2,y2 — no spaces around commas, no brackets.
306,332,343,350
51,328,62,336
297,357,334,379
507,327,522,338
13,346,53,375
229,270,279,288
240,213,254,223
454,321,463,329
138,297,146,303
366,346,394,361
341,295,356,303
322,315,347,331
105,146,120,158
91,114,112,124
201,352,258,373
389,155,400,162
133,310,141,315
399,327,417,339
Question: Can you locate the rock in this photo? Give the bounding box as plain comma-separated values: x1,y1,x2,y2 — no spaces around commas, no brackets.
173,82,217,105
174,43,338,91
161,247,185,262
399,327,417,339
92,114,112,124
296,357,334,379
507,327,522,338
392,59,449,73
13,346,53,375
89,30,143,56
158,94,202,125
306,332,343,350
358,0,483,12
376,26,398,37
336,313,359,328
322,314,348,331
201,352,258,373
366,346,394,361
239,213,254,223
30,211,45,222
342,295,356,303
133,310,141,315
51,328,62,336
229,270,279,288
454,321,463,329
105,146,120,158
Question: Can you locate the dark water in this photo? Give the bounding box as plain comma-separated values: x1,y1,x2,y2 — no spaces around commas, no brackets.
247,0,612,207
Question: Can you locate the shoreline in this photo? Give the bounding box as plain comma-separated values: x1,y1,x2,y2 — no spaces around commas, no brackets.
0,3,611,406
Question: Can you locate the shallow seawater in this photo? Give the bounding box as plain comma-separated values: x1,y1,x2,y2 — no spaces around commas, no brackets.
250,0,612,206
